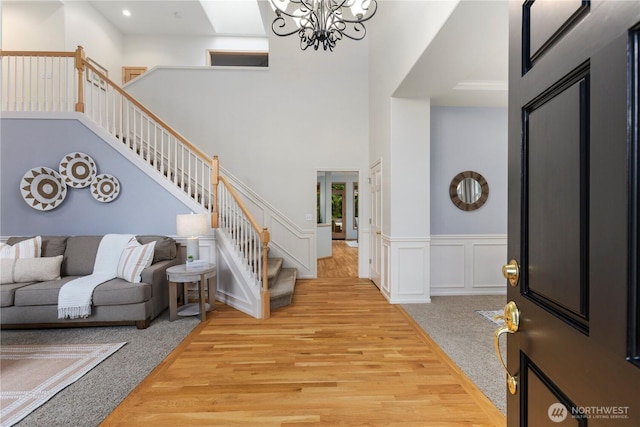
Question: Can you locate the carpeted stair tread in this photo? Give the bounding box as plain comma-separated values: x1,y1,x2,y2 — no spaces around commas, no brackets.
270,268,297,310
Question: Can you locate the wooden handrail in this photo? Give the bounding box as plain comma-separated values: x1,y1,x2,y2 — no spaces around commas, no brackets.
218,175,267,239
81,57,211,162
0,50,75,57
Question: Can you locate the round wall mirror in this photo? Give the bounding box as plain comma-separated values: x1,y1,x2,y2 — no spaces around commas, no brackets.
449,171,489,211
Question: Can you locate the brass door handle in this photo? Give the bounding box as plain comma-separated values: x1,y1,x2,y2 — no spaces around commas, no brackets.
493,301,520,394
502,259,520,287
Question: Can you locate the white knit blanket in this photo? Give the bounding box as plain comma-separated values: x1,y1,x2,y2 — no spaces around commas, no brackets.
58,234,134,319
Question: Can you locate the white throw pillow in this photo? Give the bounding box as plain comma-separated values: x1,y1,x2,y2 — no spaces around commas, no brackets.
0,236,42,259
0,255,63,284
117,238,156,283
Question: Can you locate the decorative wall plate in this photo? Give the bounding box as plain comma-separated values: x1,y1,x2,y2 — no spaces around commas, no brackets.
91,174,120,202
59,152,97,188
20,167,67,211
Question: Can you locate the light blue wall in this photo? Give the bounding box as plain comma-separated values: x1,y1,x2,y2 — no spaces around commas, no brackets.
430,106,508,235
1,118,194,236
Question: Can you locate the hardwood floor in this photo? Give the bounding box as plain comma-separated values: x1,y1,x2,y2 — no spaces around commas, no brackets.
102,276,505,426
317,240,358,278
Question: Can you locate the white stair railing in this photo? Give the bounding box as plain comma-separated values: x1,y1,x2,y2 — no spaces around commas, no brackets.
217,174,271,319
1,46,212,211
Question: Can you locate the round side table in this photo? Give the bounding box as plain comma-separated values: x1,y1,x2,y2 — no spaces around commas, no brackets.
166,263,216,322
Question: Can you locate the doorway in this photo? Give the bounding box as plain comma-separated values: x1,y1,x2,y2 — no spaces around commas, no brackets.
316,171,359,275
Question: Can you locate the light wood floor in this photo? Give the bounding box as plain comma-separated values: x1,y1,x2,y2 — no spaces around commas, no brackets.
317,240,358,278
102,276,505,426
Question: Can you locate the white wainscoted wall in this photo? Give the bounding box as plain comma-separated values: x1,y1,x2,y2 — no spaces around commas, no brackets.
430,235,507,296
382,236,432,304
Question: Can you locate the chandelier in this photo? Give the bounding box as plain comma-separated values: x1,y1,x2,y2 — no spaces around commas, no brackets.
269,0,378,52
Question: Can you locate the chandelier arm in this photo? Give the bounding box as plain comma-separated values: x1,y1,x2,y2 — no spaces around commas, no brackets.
341,0,378,23
272,15,305,37
339,23,367,41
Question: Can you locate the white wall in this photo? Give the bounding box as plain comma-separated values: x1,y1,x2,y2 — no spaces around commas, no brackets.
124,32,370,234
2,1,124,84
63,1,123,84
2,1,65,50
123,35,268,69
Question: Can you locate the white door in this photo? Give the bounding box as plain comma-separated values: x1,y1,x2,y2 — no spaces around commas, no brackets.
369,161,382,288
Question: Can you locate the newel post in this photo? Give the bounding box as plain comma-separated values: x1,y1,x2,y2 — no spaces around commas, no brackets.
74,46,85,113
211,155,219,228
261,228,271,319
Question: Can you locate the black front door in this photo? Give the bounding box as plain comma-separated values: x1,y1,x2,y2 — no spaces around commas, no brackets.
506,1,640,425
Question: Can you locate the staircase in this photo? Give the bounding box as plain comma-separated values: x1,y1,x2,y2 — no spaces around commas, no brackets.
0,47,297,318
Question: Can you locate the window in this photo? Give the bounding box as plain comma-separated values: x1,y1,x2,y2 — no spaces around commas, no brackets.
208,51,268,68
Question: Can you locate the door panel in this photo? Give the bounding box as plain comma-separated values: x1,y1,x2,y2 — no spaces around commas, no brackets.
524,67,589,328
525,0,589,69
508,2,640,425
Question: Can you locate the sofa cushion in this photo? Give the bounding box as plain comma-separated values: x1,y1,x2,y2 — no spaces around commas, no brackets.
7,236,68,258
92,279,152,306
62,236,101,276
12,277,152,307
0,282,35,307
117,239,156,283
136,235,177,263
1,236,41,259
0,256,63,284
13,276,80,306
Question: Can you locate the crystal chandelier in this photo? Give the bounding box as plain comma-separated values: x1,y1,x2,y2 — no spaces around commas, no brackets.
269,0,378,51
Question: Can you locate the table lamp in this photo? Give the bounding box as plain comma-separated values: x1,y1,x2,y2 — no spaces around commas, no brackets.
176,213,208,261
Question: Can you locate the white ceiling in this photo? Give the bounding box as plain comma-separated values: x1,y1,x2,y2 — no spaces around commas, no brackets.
87,0,507,107
88,0,266,37
395,1,508,107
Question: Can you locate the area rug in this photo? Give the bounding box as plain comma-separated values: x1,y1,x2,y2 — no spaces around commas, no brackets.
0,342,125,427
476,309,504,326
345,241,358,248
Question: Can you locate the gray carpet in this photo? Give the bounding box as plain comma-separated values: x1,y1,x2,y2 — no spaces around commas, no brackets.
402,294,507,414
0,310,200,427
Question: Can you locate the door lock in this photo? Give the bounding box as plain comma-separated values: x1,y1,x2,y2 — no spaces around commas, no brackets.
502,259,520,287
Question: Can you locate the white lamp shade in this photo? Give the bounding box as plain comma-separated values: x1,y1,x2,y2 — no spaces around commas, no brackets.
176,213,208,237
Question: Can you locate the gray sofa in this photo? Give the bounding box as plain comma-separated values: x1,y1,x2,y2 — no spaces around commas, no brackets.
0,235,180,329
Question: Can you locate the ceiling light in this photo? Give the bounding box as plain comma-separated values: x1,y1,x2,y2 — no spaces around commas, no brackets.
122,10,131,17
269,0,377,52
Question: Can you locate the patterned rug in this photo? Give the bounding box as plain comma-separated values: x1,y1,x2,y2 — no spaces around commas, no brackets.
0,342,125,427
476,309,505,326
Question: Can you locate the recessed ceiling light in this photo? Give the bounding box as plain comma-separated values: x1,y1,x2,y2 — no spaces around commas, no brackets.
122,10,131,17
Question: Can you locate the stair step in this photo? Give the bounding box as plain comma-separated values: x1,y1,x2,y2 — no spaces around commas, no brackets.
269,268,297,310
267,257,283,282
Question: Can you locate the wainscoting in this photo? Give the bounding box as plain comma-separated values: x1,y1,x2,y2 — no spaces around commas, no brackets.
430,235,507,296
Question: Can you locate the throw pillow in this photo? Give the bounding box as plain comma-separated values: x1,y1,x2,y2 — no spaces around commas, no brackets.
0,255,63,284
0,236,42,259
117,238,156,283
